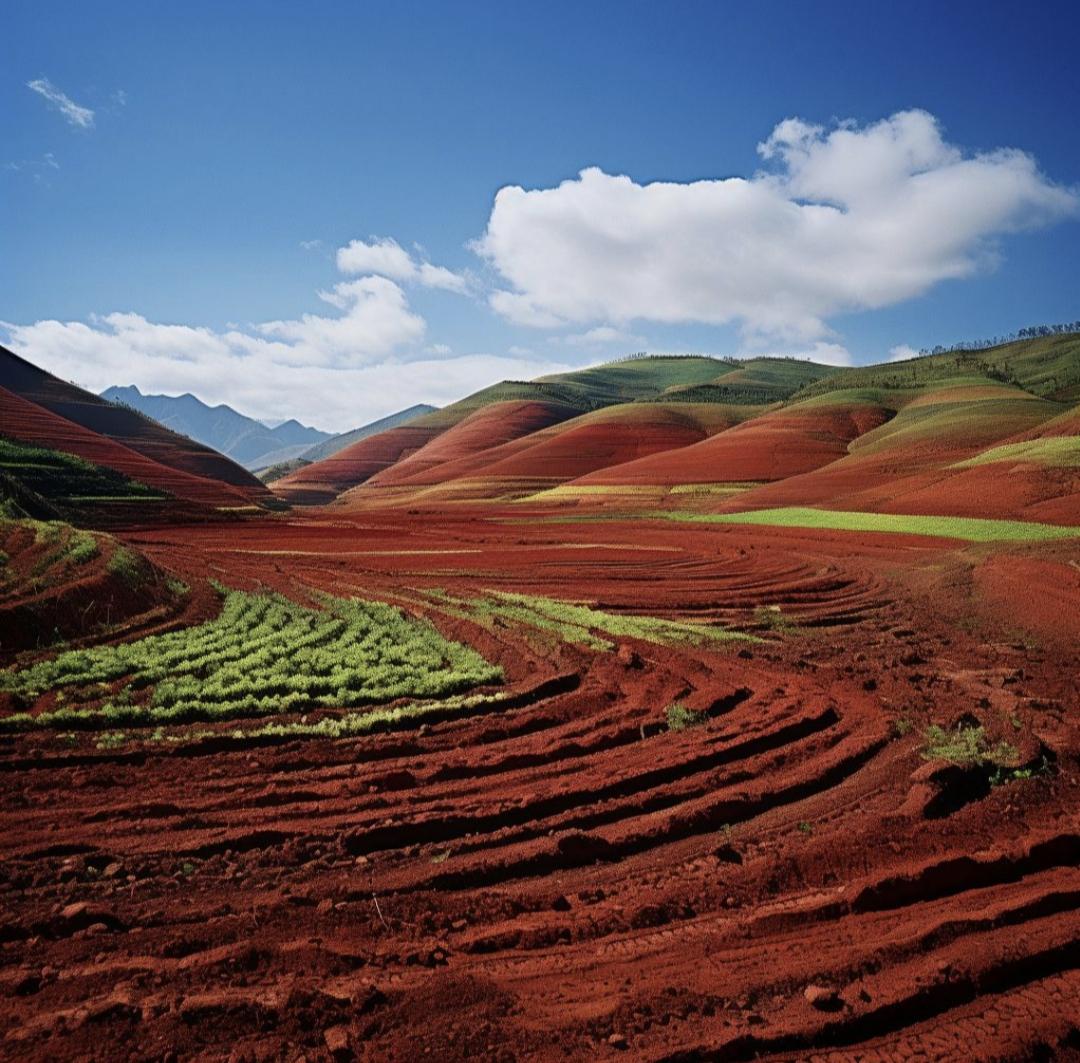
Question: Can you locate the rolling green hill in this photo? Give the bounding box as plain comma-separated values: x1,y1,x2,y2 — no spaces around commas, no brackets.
790,332,1080,404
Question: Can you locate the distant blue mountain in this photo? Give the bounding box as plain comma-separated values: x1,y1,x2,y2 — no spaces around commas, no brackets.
101,385,331,470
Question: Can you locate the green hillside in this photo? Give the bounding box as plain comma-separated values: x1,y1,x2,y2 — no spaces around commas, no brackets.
430,354,837,424
791,332,1080,404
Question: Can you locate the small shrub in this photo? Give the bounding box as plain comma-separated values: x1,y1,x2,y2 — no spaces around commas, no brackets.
921,724,1018,767
106,546,147,588
666,702,708,731
753,605,796,633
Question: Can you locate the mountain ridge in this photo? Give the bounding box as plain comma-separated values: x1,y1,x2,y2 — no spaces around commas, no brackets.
100,384,331,471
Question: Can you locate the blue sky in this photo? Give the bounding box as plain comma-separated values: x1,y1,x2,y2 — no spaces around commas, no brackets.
3,0,1079,430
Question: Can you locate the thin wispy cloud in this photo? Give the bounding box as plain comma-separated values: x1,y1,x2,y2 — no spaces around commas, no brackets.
27,77,95,129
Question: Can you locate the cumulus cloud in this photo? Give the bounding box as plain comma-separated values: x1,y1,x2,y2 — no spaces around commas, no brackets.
27,77,95,129
1,309,575,433
476,110,1078,343
336,237,467,292
562,325,646,347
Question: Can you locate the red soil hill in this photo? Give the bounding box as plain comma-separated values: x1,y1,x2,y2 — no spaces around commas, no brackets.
0,386,263,510
572,399,893,487
0,345,270,507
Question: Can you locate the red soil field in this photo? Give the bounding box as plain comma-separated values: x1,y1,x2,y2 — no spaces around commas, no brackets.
573,401,893,487
0,386,261,512
1,505,1077,1061
0,346,270,506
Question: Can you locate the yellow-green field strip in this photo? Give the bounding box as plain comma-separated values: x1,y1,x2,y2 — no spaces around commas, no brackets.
655,507,1080,542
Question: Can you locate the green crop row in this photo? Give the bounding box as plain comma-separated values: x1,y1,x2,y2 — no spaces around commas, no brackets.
433,589,754,651
0,587,502,732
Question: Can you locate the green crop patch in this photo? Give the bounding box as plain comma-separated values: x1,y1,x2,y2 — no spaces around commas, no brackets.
0,588,502,733
437,589,755,650
655,507,1080,542
953,436,1080,469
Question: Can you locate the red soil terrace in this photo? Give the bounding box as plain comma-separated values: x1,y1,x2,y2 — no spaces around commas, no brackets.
1,505,1077,1062
724,388,1075,522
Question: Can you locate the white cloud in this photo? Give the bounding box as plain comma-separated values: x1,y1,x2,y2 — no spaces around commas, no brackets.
300,239,323,251
476,110,1078,343
562,325,646,347
255,276,425,363
0,238,569,430
0,311,574,433
888,344,922,362
508,345,533,356
336,236,467,292
27,78,95,129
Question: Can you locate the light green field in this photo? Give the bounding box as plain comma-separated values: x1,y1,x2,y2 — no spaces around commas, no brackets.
953,436,1080,469
0,588,501,733
656,506,1080,542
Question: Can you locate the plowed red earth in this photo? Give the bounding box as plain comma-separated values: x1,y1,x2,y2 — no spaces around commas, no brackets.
1,508,1078,1062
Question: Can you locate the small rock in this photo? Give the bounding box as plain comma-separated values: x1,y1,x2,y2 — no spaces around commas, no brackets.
324,1025,351,1061
102,862,123,879
607,1032,628,1049
803,984,841,1011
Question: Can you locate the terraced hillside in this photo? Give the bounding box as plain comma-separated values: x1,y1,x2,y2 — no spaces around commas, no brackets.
0,345,273,509
0,386,265,516
340,402,763,509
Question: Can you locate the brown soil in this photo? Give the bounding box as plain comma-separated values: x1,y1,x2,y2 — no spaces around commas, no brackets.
0,508,1077,1062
